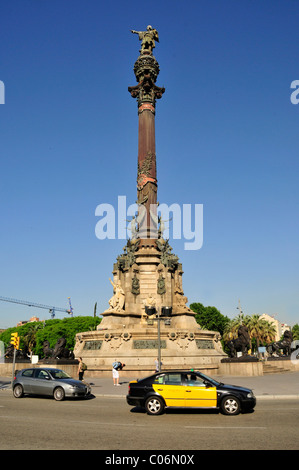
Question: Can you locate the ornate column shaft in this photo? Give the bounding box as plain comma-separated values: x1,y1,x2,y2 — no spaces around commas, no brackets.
128,50,165,241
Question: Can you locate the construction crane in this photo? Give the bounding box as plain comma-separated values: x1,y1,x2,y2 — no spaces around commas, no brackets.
67,297,74,317
0,296,73,319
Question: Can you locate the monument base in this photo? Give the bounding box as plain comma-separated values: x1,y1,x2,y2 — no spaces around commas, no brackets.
266,355,292,361
78,237,228,378
38,359,79,365
74,315,227,378
4,358,30,363
221,355,259,363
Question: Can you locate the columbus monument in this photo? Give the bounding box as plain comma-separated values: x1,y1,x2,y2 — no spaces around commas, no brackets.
74,27,226,376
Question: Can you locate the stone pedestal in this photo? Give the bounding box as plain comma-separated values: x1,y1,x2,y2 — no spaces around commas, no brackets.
74,321,225,378
74,239,227,376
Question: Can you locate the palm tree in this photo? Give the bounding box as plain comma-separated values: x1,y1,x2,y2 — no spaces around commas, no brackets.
223,319,237,342
23,323,43,355
223,313,278,356
261,320,277,344
247,315,268,353
223,314,252,339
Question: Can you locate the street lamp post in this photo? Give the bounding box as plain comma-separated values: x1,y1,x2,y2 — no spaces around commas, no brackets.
157,307,162,372
146,306,172,373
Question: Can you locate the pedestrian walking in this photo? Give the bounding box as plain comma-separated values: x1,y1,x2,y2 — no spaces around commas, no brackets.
77,357,87,381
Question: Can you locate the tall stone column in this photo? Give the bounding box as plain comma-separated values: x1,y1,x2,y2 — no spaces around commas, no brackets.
128,51,165,240
73,27,227,374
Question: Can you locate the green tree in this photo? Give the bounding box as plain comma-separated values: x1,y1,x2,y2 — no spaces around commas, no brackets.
292,324,299,341
0,316,101,357
260,320,277,344
22,322,44,354
189,302,230,336
246,315,269,353
221,314,252,355
222,314,251,342
0,326,23,350
34,316,102,357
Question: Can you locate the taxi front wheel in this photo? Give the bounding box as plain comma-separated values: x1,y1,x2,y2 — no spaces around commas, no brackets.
221,396,241,415
145,396,164,415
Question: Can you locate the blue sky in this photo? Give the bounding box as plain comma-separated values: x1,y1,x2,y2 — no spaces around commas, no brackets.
0,0,298,328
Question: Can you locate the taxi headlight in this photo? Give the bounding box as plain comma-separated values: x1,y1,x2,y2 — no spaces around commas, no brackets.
247,392,254,398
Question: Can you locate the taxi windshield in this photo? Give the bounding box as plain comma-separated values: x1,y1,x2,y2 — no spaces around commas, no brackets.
198,372,220,386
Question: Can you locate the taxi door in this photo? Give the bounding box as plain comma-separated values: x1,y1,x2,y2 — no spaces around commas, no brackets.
152,373,185,407
183,374,217,408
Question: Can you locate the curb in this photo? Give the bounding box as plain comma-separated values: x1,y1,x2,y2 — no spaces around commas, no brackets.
255,394,299,400
93,393,127,398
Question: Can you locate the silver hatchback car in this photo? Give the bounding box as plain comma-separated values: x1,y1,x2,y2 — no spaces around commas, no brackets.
13,368,91,401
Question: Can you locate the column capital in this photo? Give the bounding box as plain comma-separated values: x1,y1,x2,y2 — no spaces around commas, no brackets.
128,53,165,109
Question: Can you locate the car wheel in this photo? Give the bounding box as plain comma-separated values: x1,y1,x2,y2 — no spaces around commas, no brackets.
221,395,241,415
145,396,164,415
13,384,24,398
53,387,65,401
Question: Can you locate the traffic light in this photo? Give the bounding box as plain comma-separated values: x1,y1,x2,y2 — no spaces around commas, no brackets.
10,332,20,349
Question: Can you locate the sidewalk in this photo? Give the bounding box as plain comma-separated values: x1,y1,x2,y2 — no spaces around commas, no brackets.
1,371,299,399
83,371,299,399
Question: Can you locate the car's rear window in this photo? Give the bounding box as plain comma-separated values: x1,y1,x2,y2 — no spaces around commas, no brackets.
153,373,182,385
22,369,34,377
164,374,182,385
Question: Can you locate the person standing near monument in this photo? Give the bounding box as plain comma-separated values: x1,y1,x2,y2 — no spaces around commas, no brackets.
112,360,125,386
77,357,85,381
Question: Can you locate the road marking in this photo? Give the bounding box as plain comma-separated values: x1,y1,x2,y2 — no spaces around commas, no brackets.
70,420,147,427
184,426,267,429
69,421,267,430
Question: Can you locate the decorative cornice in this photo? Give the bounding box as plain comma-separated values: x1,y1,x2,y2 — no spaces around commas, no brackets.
138,102,155,114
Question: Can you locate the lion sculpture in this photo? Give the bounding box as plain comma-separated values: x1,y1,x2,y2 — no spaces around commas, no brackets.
266,330,293,357
42,341,54,359
52,337,74,359
42,337,74,360
226,325,252,358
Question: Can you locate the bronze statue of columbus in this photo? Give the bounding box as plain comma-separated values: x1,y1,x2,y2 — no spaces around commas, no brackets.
130,25,159,54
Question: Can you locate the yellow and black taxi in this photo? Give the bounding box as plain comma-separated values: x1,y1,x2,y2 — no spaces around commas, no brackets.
126,370,256,415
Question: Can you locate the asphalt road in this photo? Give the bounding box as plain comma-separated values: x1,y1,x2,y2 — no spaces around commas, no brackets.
1,391,299,451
